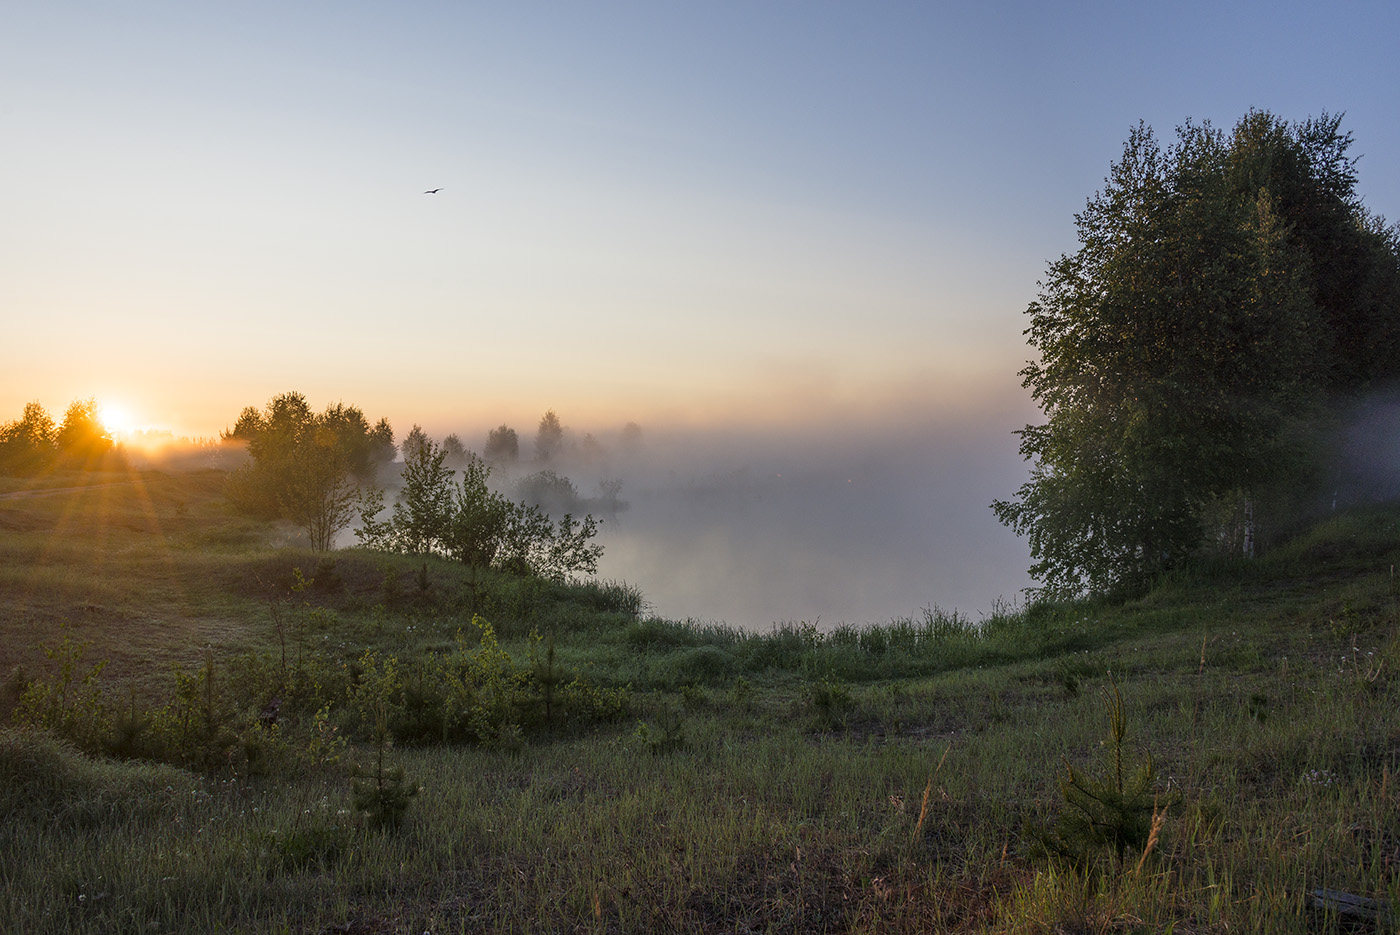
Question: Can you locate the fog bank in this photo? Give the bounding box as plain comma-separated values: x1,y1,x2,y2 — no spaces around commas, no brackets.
509,397,1037,628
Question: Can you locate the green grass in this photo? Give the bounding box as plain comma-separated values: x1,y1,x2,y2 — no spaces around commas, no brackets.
2,470,1399,932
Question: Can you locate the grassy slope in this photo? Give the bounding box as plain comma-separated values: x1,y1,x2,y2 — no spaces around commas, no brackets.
2,471,1398,933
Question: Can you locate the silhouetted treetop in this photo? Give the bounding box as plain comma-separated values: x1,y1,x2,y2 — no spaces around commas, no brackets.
535,410,564,462
485,424,519,463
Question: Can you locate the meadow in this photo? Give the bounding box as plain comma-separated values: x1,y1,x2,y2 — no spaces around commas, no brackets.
2,468,1398,933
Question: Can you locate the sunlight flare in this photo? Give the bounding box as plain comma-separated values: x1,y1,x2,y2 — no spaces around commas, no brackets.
98,402,135,438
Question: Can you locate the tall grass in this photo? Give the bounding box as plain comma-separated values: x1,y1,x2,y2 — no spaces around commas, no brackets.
2,472,1399,932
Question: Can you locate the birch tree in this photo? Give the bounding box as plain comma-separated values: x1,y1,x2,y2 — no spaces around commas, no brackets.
993,115,1355,599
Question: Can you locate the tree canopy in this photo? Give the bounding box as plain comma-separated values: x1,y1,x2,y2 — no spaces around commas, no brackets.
994,111,1400,600
0,398,121,474
0,402,59,474
224,392,395,550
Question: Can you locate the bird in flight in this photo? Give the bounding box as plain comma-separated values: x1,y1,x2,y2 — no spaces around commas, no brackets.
424,188,443,194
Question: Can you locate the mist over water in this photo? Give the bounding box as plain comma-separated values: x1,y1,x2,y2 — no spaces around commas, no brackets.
581,386,1400,629
538,404,1036,629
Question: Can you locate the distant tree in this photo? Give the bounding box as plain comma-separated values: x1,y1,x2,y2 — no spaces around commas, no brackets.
226,406,265,443
514,470,580,514
224,392,315,519
534,410,564,462
994,112,1400,599
367,418,397,470
445,453,513,567
320,402,395,483
359,436,474,558
580,433,604,461
0,402,57,474
619,421,643,451
484,424,519,463
14,402,58,447
598,477,624,505
55,398,114,464
442,433,467,464
280,431,359,551
399,424,431,463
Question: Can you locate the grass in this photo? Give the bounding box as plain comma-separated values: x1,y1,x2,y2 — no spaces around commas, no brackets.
2,469,1399,932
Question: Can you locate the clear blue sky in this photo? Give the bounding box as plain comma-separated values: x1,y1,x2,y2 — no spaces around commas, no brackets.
3,0,1398,438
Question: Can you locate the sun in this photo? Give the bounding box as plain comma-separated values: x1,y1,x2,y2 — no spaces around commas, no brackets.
98,402,136,438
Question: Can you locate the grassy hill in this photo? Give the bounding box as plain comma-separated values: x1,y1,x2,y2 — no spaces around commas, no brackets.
2,469,1398,933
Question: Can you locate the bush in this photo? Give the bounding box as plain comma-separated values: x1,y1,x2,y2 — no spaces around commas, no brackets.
658,645,734,687
148,650,239,770
14,630,110,750
808,677,856,730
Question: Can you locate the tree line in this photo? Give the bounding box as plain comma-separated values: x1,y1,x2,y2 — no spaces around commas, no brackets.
994,111,1400,600
0,399,118,474
223,392,608,580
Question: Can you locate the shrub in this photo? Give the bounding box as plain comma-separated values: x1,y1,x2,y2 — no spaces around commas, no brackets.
14,630,110,750
148,650,239,770
261,820,352,874
659,645,734,687
808,677,856,730
345,650,420,830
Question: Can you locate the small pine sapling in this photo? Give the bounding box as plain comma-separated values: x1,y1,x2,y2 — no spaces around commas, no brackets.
529,631,567,729
1035,676,1165,869
351,694,421,830
348,651,420,829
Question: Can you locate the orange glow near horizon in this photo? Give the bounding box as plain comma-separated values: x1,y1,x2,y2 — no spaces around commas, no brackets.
3,360,1033,455
97,402,137,439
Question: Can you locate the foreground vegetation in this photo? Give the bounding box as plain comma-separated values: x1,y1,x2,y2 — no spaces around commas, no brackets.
2,468,1399,933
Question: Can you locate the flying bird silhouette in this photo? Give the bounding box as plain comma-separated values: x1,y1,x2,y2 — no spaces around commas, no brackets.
424,188,443,194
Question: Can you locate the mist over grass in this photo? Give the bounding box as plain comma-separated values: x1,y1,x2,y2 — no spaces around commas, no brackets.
1340,387,1400,506
111,431,244,473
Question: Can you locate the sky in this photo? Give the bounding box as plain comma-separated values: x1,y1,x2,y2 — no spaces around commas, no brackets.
3,1,1399,621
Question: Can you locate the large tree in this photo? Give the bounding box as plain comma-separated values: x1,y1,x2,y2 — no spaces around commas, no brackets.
225,392,393,550
55,398,115,465
994,112,1400,599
